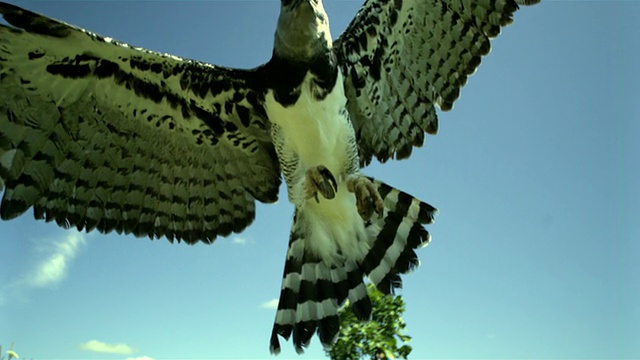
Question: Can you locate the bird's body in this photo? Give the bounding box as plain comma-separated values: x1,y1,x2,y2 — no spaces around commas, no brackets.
267,69,364,262
266,1,365,265
264,4,405,350
0,0,538,354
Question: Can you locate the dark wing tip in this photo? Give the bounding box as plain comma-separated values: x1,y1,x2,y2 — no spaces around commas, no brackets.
0,2,70,37
0,198,28,221
426,117,438,134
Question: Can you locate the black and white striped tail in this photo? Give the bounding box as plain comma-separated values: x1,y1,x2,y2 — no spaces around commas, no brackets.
269,178,436,354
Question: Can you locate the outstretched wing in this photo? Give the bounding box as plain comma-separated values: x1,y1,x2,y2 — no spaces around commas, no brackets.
0,2,280,243
335,0,538,166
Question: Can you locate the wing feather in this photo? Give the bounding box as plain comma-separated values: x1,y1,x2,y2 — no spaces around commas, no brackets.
335,0,538,166
0,2,280,243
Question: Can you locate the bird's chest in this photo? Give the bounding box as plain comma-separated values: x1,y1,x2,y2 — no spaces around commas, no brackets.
265,70,351,175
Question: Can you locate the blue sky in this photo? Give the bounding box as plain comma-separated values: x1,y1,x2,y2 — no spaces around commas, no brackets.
0,1,637,359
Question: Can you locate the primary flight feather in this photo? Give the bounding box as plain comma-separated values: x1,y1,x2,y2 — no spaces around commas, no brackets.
0,0,537,354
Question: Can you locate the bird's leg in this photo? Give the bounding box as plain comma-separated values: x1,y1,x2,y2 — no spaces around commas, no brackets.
346,175,384,220
305,165,337,202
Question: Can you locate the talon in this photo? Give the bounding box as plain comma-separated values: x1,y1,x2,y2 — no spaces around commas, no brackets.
320,166,338,193
317,166,336,200
306,165,337,201
347,175,384,221
359,196,374,219
317,180,335,200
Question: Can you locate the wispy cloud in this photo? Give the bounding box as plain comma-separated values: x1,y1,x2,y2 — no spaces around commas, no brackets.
261,298,279,309
79,340,134,354
232,236,247,245
25,232,85,288
1,231,86,305
126,356,155,360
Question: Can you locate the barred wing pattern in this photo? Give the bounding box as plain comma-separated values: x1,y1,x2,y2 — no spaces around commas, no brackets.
0,0,539,355
0,3,281,243
335,0,538,166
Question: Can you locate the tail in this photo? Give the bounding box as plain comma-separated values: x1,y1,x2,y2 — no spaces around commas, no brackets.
269,178,436,354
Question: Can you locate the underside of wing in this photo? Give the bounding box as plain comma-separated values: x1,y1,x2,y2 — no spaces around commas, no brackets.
335,0,538,166
0,2,281,243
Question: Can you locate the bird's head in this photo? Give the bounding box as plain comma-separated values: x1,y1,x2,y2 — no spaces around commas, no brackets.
274,0,332,61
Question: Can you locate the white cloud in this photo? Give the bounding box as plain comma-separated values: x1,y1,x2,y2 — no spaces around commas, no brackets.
26,232,85,288
126,356,155,360
261,298,279,309
0,231,86,305
231,236,247,245
79,340,135,354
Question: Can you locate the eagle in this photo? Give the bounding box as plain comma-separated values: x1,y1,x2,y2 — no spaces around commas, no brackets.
0,0,537,354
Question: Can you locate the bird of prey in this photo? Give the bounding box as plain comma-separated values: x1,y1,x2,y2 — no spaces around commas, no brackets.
0,0,537,354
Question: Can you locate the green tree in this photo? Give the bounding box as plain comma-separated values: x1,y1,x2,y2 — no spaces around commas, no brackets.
327,284,412,360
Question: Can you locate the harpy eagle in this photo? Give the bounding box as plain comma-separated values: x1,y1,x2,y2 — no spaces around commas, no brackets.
0,0,537,354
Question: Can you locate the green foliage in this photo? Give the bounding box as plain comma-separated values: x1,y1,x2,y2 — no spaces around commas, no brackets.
327,284,412,360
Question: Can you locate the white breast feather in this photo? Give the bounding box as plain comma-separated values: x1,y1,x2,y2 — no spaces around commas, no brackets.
265,70,368,264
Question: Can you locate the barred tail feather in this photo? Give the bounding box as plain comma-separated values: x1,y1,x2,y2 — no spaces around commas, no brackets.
363,178,436,294
269,218,370,354
269,178,436,354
